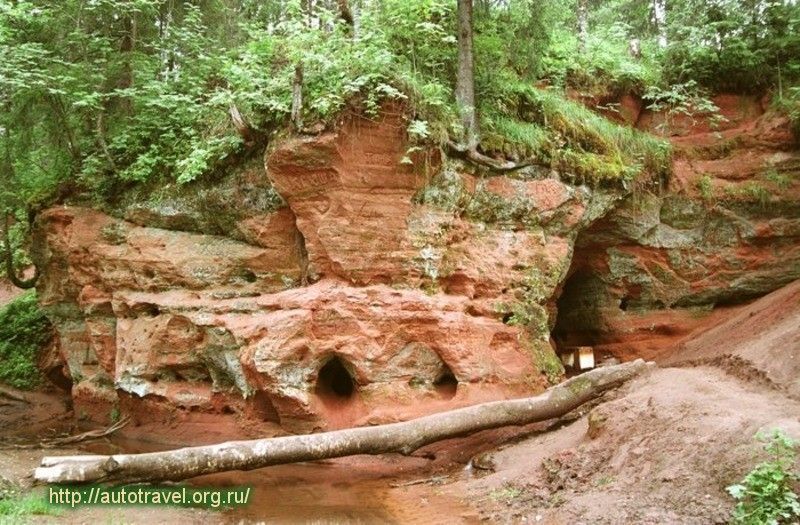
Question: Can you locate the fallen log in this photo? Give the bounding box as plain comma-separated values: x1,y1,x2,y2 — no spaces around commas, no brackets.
35,359,650,485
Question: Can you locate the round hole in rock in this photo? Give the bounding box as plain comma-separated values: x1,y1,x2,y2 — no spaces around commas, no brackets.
315,355,356,403
434,365,458,399
239,269,257,283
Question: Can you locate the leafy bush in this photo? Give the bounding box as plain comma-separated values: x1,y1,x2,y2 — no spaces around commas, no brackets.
0,291,52,390
773,87,800,142
727,429,800,525
0,0,797,220
643,80,725,135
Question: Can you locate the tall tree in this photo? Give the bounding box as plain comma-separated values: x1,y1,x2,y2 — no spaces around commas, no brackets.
577,0,589,53
653,0,667,48
455,0,478,152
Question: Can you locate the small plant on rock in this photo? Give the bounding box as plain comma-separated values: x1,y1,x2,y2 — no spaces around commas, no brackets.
696,174,715,202
726,429,800,525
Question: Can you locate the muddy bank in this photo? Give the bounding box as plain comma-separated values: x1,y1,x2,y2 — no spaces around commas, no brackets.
0,386,493,524
445,366,800,524
3,357,800,523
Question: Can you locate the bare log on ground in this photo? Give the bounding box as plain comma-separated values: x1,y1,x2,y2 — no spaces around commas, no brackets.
35,360,650,485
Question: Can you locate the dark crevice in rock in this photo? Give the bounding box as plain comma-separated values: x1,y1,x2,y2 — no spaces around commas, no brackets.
294,216,311,286
619,296,630,311
140,304,160,317
552,266,607,350
45,364,73,392
251,391,281,423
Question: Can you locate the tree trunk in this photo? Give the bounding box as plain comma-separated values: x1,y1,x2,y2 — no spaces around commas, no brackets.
456,0,478,151
577,0,588,53
337,0,354,28
35,360,649,485
3,212,38,289
653,0,667,48
229,103,256,145
291,63,304,132
95,111,117,173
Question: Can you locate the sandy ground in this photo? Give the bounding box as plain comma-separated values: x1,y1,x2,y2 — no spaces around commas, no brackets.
444,281,800,524
666,279,800,399
449,366,800,524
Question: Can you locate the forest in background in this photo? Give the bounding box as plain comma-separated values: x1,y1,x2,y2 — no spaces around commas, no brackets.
0,0,798,244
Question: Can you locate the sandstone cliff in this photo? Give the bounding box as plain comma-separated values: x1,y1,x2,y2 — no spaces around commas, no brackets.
31,96,799,442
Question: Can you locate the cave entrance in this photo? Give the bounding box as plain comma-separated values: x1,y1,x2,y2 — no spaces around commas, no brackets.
552,268,604,347
551,261,610,374
433,364,458,399
315,355,357,405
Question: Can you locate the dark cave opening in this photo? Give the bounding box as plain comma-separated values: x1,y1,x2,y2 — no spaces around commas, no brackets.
552,267,606,350
433,365,459,399
619,295,630,311
315,355,357,404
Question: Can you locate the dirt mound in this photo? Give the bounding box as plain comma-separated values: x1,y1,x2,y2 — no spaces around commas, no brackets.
454,366,800,524
666,279,800,399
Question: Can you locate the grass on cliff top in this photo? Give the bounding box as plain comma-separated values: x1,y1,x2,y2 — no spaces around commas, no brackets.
0,291,52,390
480,85,671,186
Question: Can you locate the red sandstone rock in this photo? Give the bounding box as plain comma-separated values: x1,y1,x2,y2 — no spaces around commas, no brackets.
33,99,799,442
34,113,574,436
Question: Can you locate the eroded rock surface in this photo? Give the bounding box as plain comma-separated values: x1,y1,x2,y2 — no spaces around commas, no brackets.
33,98,800,440
555,105,800,361
33,110,625,439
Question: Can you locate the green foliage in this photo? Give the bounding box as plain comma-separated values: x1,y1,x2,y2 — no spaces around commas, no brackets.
727,429,800,525
0,0,797,222
0,291,52,389
761,168,792,191
643,80,726,135
541,21,660,95
722,181,773,210
662,0,800,93
0,478,58,522
773,87,800,141
0,492,57,522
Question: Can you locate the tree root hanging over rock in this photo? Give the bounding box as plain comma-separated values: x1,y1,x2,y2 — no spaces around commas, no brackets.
3,212,39,289
35,360,651,485
446,141,550,172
